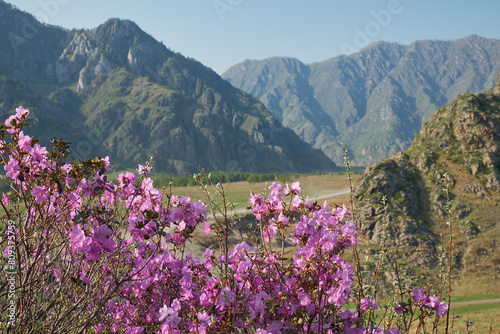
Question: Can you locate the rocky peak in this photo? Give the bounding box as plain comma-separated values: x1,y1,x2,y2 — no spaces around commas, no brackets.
50,18,175,89
92,18,173,73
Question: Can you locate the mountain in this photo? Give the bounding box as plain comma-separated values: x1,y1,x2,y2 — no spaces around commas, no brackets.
0,2,335,175
352,81,500,294
222,36,500,166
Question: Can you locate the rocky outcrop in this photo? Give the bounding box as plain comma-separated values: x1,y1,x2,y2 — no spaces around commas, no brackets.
354,152,438,268
411,85,500,192
353,81,500,275
77,53,115,90
55,32,95,82
49,19,174,90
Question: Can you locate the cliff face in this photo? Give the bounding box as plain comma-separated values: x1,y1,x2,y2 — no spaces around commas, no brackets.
223,36,500,166
353,82,500,291
52,19,175,91
0,4,336,174
411,85,500,190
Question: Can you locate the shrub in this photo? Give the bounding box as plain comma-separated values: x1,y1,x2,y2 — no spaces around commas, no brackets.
0,107,448,333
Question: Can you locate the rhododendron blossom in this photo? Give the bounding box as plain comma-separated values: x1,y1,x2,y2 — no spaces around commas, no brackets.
0,106,448,333
31,185,49,204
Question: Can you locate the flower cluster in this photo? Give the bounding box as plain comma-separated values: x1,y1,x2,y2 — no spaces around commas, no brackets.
395,288,448,317
0,106,446,334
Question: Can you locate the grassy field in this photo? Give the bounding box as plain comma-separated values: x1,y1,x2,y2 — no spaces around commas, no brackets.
342,294,499,333
168,173,360,211
452,294,500,303
450,301,499,333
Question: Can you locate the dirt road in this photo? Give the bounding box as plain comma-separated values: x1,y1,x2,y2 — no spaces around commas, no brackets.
451,298,500,307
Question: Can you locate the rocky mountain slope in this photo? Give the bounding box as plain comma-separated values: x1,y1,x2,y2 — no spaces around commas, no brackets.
223,37,500,166
0,2,335,174
353,81,500,293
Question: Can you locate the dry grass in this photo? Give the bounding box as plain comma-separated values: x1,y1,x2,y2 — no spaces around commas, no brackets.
446,302,499,333
422,158,500,297
170,174,361,211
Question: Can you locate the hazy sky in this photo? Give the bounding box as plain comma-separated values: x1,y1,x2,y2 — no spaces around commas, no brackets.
8,0,500,74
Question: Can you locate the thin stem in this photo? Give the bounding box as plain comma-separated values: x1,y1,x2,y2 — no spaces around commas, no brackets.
372,195,388,303
443,174,453,334
342,143,364,306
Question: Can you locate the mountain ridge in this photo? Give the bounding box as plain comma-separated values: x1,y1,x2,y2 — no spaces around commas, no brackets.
0,2,336,175
223,35,500,166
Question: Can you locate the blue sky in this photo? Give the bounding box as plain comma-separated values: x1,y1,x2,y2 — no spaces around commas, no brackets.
8,0,500,74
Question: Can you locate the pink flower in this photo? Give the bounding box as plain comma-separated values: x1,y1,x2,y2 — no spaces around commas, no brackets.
29,143,47,162
2,192,9,206
334,204,349,221
204,221,211,236
394,304,405,314
319,231,338,251
289,181,301,194
158,305,175,322
93,324,106,332
277,212,289,225
171,299,181,312
424,295,440,309
385,328,401,334
292,195,302,209
262,224,278,242
340,309,358,320
4,107,29,133
5,115,19,133
61,163,72,174
101,156,111,171
268,182,282,192
197,311,210,327
4,156,20,180
0,140,6,153
137,164,151,175
360,297,378,311
80,269,90,285
18,131,32,151
53,268,60,282
218,287,236,308
118,172,136,186
436,302,448,317
85,243,103,261
69,225,92,254
31,186,49,204
298,291,311,306
3,245,14,256
158,305,180,327
16,106,29,119
283,181,301,196
94,225,112,244
249,192,263,206
411,288,425,302
177,220,186,232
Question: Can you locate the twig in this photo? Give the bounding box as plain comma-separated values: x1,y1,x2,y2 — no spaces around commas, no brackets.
342,143,364,306
443,174,453,334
